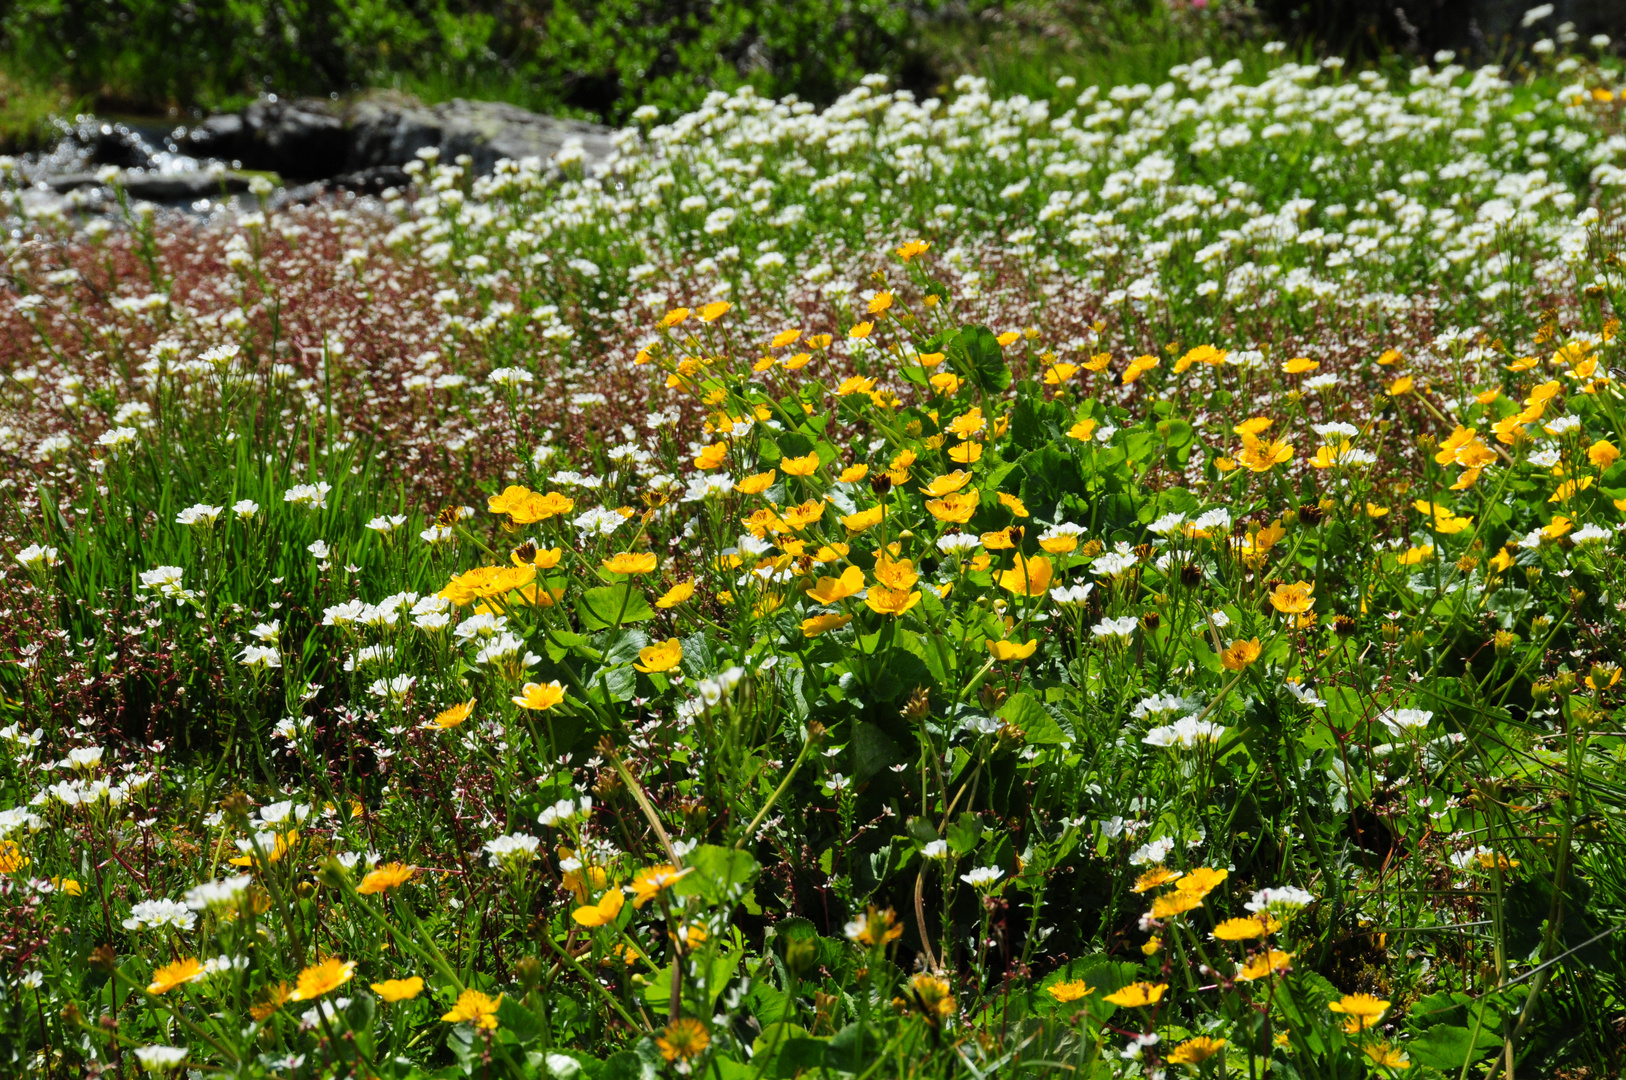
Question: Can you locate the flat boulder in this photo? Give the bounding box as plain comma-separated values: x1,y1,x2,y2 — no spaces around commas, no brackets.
344,96,614,175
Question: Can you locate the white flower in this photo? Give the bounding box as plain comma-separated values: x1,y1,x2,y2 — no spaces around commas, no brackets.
96,426,139,451
15,544,59,569
238,644,281,670
1246,886,1314,912
283,483,332,510
368,675,417,702
537,797,592,827
63,746,103,771
922,840,949,860
960,865,1004,889
1129,837,1175,866
1143,715,1225,748
133,1046,189,1071
308,539,330,560
1571,523,1610,544
1284,682,1326,708
183,876,253,911
233,499,260,518
1527,448,1561,469
1146,512,1187,536
1092,616,1139,639
175,503,223,527
365,515,408,534
936,532,982,554
1050,583,1095,606
122,898,196,932
1377,708,1433,736
1093,551,1138,577
484,833,541,867
489,367,535,388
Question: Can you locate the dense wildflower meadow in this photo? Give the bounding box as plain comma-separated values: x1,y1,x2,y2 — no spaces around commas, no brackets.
5,39,1626,1079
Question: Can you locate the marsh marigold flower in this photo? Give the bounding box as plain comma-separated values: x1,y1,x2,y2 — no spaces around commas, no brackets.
631,864,692,907
1103,981,1167,1008
603,552,657,575
1212,915,1279,941
1328,993,1389,1033
431,700,475,730
357,862,417,895
845,905,904,947
699,301,731,322
291,958,355,1000
634,639,683,674
997,553,1054,597
781,452,820,476
148,958,205,994
655,581,695,609
512,681,565,711
1235,949,1294,981
1269,581,1315,615
442,988,501,1029
987,638,1037,662
572,887,625,927
371,977,424,1002
802,613,852,637
864,583,921,617
1167,1037,1226,1065
808,565,864,605
1220,638,1262,671
1047,979,1094,1003
657,1017,710,1063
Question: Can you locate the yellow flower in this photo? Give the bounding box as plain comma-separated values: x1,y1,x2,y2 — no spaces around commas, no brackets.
1269,581,1315,615
694,443,729,470
782,452,820,476
602,551,658,575
1102,981,1167,1008
895,239,931,261
430,700,475,730
948,440,984,464
442,988,502,1029
1175,866,1227,899
1047,979,1094,1003
841,506,885,533
736,470,776,495
1212,915,1279,941
631,864,692,908
1167,1037,1226,1065
849,321,875,339
847,904,904,946
357,862,417,895
930,371,963,394
148,957,205,994
291,957,356,1001
926,491,979,524
867,291,894,315
0,840,30,874
1039,533,1077,554
801,613,852,637
1388,375,1414,395
1365,1043,1411,1070
1132,866,1180,893
808,565,865,605
1328,993,1389,1032
1234,417,1273,438
1366,502,1390,518
699,301,731,322
997,331,1021,347
660,307,690,328
1282,357,1319,374
634,639,683,674
1543,515,1574,540
1068,418,1098,442
512,681,566,711
648,581,694,611
1151,890,1205,918
52,877,82,896
922,470,972,497
987,638,1037,662
1220,638,1262,671
771,328,801,347
371,976,424,1002
838,463,869,484
997,553,1054,597
864,584,922,617
657,1017,711,1063
571,886,626,927
998,492,1029,518
1174,344,1227,372
1237,435,1294,472
1589,439,1620,469
1235,949,1294,981
918,351,946,368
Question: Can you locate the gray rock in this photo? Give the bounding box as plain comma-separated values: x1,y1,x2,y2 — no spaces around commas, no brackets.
343,96,614,175
45,171,253,199
183,98,346,179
